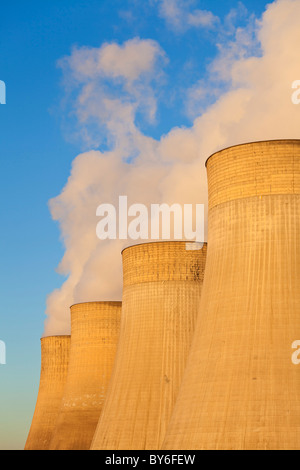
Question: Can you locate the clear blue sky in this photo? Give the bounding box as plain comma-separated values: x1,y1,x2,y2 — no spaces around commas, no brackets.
0,0,275,449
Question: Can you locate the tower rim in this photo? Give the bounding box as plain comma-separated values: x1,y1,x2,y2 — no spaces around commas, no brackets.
40,335,71,342
205,139,300,167
70,300,122,309
121,240,207,255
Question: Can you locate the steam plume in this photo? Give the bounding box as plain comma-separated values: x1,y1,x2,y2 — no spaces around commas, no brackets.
45,0,300,335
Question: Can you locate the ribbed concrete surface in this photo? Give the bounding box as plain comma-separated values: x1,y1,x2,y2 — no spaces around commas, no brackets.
49,302,121,450
91,241,207,450
163,140,300,450
24,336,70,450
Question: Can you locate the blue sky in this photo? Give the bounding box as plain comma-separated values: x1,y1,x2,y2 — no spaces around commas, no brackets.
0,0,298,449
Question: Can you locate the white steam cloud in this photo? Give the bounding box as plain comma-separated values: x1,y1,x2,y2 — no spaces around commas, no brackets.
45,0,300,335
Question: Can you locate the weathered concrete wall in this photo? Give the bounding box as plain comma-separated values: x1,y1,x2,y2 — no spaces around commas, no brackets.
25,336,70,450
91,241,207,450
163,140,300,450
49,302,121,450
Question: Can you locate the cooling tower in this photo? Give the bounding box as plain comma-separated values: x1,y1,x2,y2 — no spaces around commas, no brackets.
49,301,121,450
163,140,300,450
91,241,207,450
25,335,71,450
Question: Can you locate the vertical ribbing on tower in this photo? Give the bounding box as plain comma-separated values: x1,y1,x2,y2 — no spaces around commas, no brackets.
91,241,207,450
163,140,300,450
25,336,70,450
49,301,121,450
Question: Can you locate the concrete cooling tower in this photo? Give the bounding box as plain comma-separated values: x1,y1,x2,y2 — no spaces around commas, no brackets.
24,335,70,450
91,241,207,450
49,301,121,450
163,140,300,450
